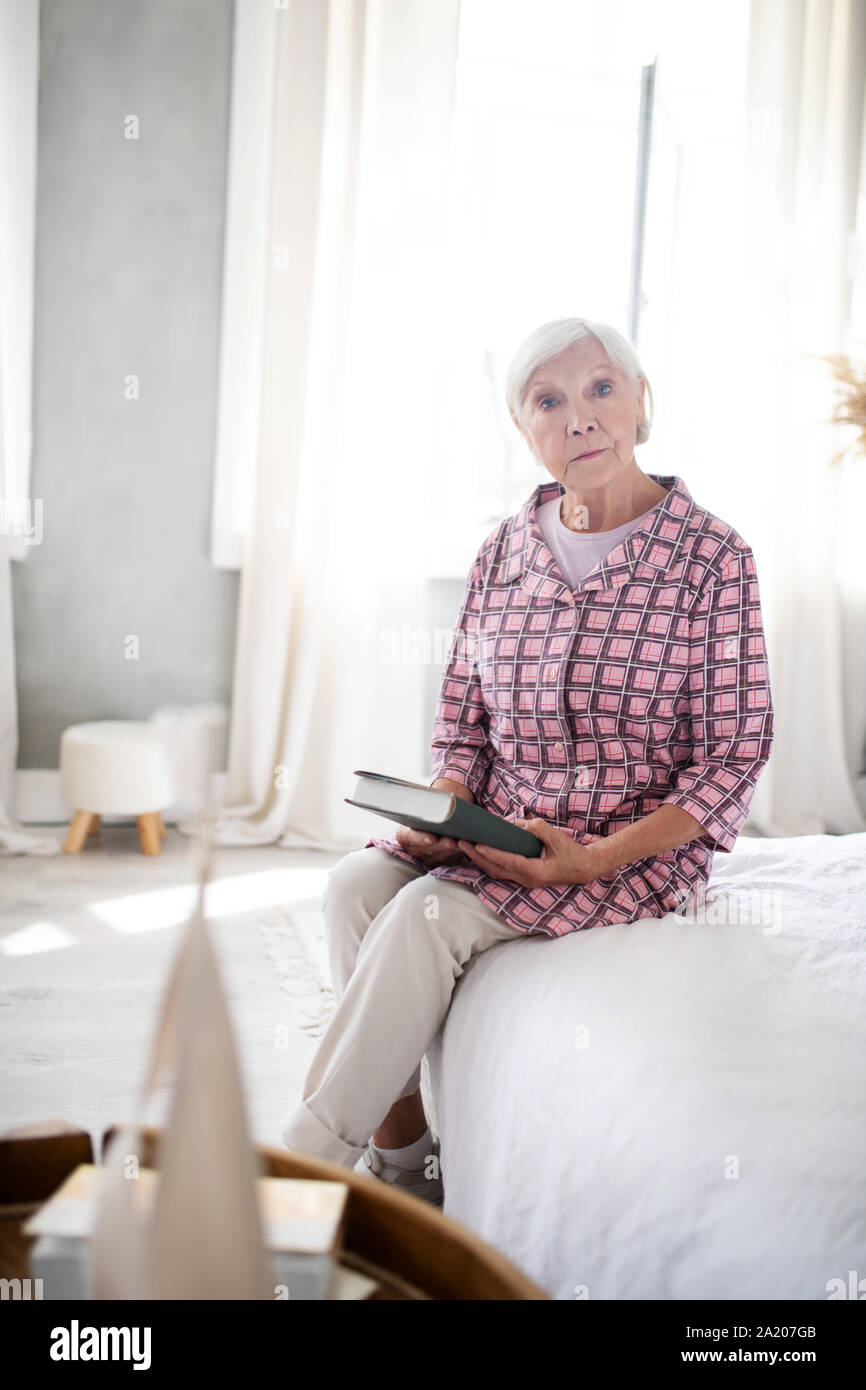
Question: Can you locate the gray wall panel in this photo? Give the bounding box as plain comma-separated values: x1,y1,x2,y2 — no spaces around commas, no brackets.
13,0,237,767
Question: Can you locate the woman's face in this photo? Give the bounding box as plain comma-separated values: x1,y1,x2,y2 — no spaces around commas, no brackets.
513,338,646,489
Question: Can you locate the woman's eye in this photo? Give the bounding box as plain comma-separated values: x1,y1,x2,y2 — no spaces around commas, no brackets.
537,383,611,409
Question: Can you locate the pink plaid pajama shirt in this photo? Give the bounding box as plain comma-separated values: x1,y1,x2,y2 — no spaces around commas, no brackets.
366,474,775,938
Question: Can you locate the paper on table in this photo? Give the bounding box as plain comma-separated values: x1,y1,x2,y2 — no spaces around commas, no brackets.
25,1163,348,1255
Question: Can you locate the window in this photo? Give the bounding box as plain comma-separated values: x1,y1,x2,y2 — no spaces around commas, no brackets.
425,0,751,577
425,0,656,575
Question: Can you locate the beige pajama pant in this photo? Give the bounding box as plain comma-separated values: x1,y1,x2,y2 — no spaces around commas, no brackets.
279,846,526,1167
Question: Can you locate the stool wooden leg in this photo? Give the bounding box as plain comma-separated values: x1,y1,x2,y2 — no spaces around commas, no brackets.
136,812,162,856
156,812,167,839
88,815,101,836
63,810,95,853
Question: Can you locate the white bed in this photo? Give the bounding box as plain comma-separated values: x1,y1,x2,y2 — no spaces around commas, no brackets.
425,831,866,1301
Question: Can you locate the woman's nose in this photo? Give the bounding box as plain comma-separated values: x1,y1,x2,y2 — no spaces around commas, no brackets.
568,410,596,435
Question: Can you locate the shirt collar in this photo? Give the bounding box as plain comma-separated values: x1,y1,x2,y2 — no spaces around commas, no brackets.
497,473,696,605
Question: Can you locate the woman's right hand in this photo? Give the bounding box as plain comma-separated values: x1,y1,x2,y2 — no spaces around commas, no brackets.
394,776,476,867
394,825,468,866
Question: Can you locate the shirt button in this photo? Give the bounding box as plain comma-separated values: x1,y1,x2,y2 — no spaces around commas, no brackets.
554,742,563,751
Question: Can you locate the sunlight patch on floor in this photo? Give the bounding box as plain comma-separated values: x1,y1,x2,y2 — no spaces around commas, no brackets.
0,921,77,956
86,866,331,933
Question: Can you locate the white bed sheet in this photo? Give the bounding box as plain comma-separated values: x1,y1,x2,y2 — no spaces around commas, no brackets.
426,832,866,1300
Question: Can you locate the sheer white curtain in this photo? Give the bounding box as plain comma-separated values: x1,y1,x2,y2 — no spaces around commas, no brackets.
198,0,462,850
636,0,866,839
739,0,866,836
0,0,59,855
0,538,59,854
203,0,866,851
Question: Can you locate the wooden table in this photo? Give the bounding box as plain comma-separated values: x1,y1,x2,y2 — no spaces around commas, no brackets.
0,1120,547,1300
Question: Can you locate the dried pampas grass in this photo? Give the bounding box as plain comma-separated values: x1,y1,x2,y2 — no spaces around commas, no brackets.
813,352,866,466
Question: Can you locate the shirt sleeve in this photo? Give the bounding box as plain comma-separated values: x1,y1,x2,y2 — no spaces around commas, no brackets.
429,551,492,800
660,544,774,853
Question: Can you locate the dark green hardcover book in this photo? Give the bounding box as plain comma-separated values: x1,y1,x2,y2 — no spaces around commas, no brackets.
345,769,543,858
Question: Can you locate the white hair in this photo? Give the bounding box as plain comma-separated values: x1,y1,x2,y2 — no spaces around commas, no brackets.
505,317,654,446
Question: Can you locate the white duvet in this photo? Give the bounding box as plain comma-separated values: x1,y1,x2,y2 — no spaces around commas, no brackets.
425,832,866,1301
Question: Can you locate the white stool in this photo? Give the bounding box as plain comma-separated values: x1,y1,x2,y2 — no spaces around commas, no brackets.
59,721,176,855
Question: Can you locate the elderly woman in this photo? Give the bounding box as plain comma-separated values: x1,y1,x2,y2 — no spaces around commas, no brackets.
280,317,775,1203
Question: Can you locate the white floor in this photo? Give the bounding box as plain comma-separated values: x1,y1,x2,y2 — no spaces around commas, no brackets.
0,824,342,1159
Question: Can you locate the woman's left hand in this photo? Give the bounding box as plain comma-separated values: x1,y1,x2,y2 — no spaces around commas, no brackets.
457,816,606,888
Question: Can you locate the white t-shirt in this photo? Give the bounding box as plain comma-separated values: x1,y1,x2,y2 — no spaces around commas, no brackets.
536,492,660,589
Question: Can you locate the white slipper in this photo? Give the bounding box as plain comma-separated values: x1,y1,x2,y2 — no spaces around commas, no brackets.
356,1135,444,1206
